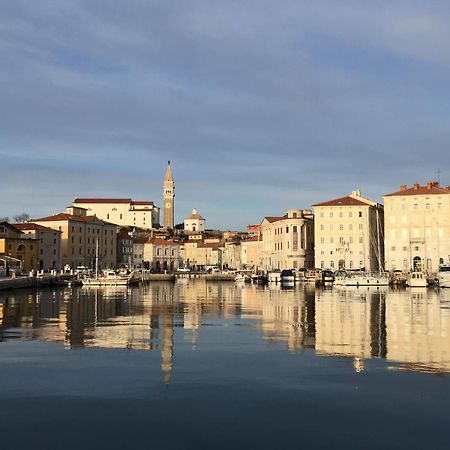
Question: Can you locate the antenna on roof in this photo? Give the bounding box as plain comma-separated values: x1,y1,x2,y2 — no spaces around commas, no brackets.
437,168,441,185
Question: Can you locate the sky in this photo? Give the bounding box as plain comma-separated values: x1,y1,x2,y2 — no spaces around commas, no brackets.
1,0,450,229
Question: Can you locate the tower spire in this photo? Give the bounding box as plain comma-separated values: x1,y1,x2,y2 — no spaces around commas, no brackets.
163,161,175,229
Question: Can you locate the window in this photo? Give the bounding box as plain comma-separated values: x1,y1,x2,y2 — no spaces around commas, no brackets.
320,261,324,268
391,246,396,251
330,237,334,244
359,236,363,243
438,203,442,209
320,212,324,218
286,226,289,233
320,237,324,244
359,211,362,217
293,226,297,232
349,224,353,231
339,224,343,231
426,203,430,209
339,212,343,218
414,204,418,210
330,212,333,218
53,249,56,255
107,214,110,219
330,261,334,268
320,224,324,231
349,261,353,268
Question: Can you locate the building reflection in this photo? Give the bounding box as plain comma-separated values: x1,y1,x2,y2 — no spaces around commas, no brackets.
1,282,450,380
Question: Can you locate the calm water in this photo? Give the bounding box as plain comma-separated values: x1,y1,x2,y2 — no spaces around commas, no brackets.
1,281,449,450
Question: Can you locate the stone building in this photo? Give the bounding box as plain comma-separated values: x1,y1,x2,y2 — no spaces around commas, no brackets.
117,231,134,268
163,161,175,229
32,207,118,269
143,237,181,272
313,191,384,272
184,208,205,233
260,210,315,271
241,237,263,270
14,223,62,270
0,221,38,272
383,181,450,273
72,198,159,229
183,241,223,270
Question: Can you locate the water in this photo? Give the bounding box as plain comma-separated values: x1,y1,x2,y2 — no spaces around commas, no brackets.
0,281,449,450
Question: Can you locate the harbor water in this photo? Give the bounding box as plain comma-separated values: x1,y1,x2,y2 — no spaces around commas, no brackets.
0,281,449,449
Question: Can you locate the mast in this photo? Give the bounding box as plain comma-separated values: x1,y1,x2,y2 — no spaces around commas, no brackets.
376,208,383,273
95,238,99,279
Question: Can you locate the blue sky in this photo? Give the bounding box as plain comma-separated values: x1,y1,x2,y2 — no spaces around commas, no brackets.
1,0,450,229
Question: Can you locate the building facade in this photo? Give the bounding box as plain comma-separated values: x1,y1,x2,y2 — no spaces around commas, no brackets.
383,182,450,273
184,208,205,232
260,210,315,270
313,191,384,271
0,222,38,272
183,241,223,270
163,161,175,229
32,207,118,269
241,237,263,270
72,198,159,229
143,238,181,272
14,223,62,270
117,231,134,267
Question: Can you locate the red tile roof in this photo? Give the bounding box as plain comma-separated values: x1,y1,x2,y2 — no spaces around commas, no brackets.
0,221,23,234
131,201,154,206
313,195,371,207
32,213,118,227
74,198,132,204
133,237,148,244
14,223,61,233
263,216,285,223
148,237,180,246
384,182,450,197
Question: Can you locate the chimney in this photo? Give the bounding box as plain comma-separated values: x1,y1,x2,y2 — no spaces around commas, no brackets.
413,183,420,190
399,184,407,191
427,182,433,190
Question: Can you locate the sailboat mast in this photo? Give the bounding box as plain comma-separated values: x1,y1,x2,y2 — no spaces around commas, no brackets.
376,208,382,273
95,238,99,279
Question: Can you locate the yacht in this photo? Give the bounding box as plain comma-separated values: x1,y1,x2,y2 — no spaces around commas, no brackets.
280,269,295,283
407,272,428,288
235,272,251,283
437,264,450,288
334,270,390,287
268,271,281,283
81,270,130,287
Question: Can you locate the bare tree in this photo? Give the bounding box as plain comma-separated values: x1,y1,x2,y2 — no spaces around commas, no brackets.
13,213,30,223
0,216,10,222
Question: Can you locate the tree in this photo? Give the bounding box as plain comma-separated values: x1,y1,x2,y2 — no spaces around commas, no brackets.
13,213,30,223
0,216,10,222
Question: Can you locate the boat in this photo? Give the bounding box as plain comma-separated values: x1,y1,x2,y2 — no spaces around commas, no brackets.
268,271,281,283
81,239,129,287
235,272,251,283
82,270,130,287
305,269,321,284
407,272,428,288
251,274,268,285
437,264,450,288
334,270,390,287
321,269,334,284
280,269,295,283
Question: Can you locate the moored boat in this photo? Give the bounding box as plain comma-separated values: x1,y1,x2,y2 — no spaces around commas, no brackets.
81,270,130,287
407,272,428,288
437,264,450,288
280,269,295,284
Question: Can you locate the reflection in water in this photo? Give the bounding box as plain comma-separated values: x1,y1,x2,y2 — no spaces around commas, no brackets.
1,282,450,381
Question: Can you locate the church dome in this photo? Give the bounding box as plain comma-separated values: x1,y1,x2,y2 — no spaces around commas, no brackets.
185,208,205,221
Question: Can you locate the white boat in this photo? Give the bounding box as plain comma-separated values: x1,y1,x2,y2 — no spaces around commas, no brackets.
280,269,295,283
407,272,428,288
305,269,321,284
82,270,130,287
235,273,251,283
334,271,390,287
268,271,281,283
437,264,450,288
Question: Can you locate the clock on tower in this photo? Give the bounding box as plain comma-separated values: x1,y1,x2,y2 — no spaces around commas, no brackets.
163,161,175,229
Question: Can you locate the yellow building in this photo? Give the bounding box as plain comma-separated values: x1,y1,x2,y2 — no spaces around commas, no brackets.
383,182,450,273
183,241,223,270
260,209,315,270
32,207,118,269
0,221,38,272
313,190,384,271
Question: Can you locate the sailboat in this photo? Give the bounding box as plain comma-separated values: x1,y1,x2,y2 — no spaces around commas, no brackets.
81,239,130,287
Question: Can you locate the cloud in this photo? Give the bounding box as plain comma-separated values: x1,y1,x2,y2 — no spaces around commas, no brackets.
1,1,449,228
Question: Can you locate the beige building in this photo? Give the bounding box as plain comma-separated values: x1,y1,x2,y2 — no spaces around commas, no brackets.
383,182,450,273
163,161,175,229
184,208,205,233
72,198,159,229
313,191,384,271
241,237,263,270
32,207,118,269
224,241,242,270
143,237,181,272
14,223,62,270
183,241,223,270
260,210,314,270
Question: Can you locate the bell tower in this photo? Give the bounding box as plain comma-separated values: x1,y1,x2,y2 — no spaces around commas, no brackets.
163,161,175,229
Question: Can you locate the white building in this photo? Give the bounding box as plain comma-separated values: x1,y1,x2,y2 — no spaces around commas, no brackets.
73,198,159,229
143,238,181,272
383,182,450,273
260,210,315,271
313,191,384,272
184,209,205,233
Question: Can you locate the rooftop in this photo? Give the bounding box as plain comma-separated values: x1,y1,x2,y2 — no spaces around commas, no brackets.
14,223,61,233
384,181,450,197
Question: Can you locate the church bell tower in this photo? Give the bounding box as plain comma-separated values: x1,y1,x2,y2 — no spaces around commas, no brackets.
163,161,175,229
